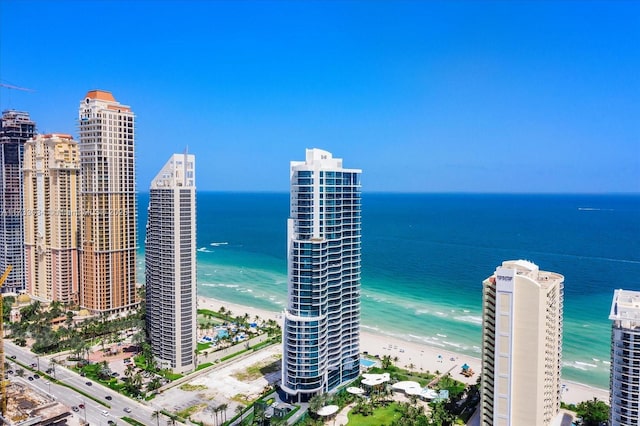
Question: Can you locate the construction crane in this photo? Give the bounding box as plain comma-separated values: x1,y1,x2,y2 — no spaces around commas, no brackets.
0,83,34,92
0,265,12,416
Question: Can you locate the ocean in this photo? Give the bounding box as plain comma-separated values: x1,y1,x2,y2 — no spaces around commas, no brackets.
136,192,640,390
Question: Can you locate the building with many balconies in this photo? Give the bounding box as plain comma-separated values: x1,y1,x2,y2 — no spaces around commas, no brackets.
481,260,564,425
609,289,640,426
281,148,362,401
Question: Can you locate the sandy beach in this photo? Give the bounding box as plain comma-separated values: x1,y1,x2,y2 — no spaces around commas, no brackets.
197,295,608,405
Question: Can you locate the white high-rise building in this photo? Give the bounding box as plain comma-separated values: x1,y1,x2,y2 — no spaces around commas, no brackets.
78,90,137,313
481,260,564,426
281,148,362,401
145,153,196,374
609,289,640,426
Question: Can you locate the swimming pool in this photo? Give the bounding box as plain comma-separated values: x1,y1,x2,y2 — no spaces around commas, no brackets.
360,358,377,368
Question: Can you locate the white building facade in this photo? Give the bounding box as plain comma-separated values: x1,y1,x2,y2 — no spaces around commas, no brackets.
281,148,362,400
609,289,640,426
145,153,196,374
481,260,564,426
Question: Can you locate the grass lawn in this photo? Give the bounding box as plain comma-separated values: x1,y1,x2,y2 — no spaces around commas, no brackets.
347,403,403,426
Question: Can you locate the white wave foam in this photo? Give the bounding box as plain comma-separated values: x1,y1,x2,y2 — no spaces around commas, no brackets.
442,341,464,349
200,283,239,289
455,315,483,325
436,333,447,338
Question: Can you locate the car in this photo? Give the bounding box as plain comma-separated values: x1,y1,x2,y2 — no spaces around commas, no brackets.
105,395,112,400
30,363,37,368
72,406,79,412
7,370,12,375
33,374,40,379
123,407,132,413
28,376,34,381
85,381,92,386
101,410,109,416
78,404,85,409
46,368,53,374
10,355,16,359
107,421,116,425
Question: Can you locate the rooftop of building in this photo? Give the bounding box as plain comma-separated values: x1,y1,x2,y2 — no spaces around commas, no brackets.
85,89,115,102
610,289,640,327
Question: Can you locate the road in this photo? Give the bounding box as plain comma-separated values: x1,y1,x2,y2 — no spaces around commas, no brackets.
5,340,180,425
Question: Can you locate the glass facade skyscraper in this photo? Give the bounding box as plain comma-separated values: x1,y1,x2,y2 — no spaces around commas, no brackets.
0,110,36,293
282,148,362,401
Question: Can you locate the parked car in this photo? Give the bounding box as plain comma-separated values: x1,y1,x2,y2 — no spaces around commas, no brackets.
33,374,40,379
72,406,79,412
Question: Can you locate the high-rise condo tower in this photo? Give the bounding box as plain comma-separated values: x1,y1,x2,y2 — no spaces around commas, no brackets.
79,90,137,313
145,153,196,373
609,289,640,426
481,260,564,425
0,110,36,293
282,148,362,401
24,134,80,303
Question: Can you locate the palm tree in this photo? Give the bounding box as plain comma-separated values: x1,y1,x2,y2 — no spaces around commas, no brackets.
219,403,228,423
206,405,219,426
151,410,162,426
381,354,392,369
308,393,328,418
234,405,245,425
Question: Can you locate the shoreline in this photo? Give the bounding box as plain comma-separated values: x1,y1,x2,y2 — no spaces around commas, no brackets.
197,295,609,405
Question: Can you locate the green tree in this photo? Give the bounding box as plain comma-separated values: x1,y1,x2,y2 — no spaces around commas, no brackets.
381,354,392,369
576,398,609,426
151,410,162,426
309,393,329,418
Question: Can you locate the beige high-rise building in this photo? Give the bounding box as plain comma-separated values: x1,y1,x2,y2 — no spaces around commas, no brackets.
23,134,80,303
481,260,564,426
79,90,137,313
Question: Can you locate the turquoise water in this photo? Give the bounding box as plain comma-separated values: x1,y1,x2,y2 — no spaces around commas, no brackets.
137,192,640,389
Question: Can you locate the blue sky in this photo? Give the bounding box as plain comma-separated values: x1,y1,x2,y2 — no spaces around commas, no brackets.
1,0,638,193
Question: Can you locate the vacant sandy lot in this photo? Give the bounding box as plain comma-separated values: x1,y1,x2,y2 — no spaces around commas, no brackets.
152,344,282,425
